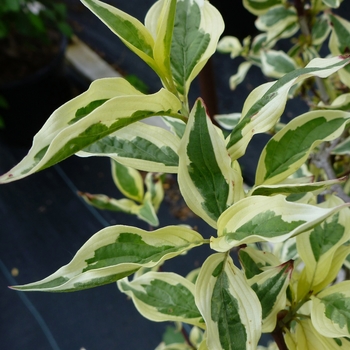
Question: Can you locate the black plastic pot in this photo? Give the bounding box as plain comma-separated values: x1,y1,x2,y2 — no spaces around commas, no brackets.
0,36,72,148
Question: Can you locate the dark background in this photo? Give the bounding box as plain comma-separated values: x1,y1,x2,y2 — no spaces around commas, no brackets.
1,0,349,349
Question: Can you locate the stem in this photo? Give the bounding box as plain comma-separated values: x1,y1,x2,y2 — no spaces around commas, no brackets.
271,325,288,350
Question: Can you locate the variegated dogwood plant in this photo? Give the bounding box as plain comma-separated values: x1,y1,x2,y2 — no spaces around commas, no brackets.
1,0,350,349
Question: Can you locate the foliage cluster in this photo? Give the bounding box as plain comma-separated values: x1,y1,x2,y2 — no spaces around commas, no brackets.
2,0,350,349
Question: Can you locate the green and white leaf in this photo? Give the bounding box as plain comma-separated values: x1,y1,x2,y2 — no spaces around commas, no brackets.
248,260,293,332
81,0,161,76
322,0,341,8
137,191,160,226
255,5,298,43
286,319,350,349
118,271,204,327
214,113,242,131
145,0,177,91
318,92,350,111
296,195,350,290
111,159,144,202
226,56,350,161
78,121,181,173
169,0,224,101
239,246,281,280
195,253,262,350
312,13,331,46
145,172,164,212
229,61,253,90
212,194,349,252
178,99,242,228
242,0,283,16
329,14,350,87
311,281,350,338
251,176,347,196
11,225,204,292
261,50,298,79
310,244,350,295
162,116,186,139
0,80,181,184
255,110,350,185
332,136,350,155
78,192,138,214
217,35,243,59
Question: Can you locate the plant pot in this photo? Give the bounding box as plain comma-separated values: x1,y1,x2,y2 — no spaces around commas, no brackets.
0,35,71,148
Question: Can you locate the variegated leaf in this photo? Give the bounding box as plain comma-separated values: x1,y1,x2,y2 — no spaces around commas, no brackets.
255,5,298,43
161,116,186,139
251,177,347,196
248,260,293,332
311,281,350,338
11,225,204,292
78,121,180,173
145,0,177,91
229,61,253,90
169,0,224,103
322,0,341,8
0,82,181,184
118,271,204,327
260,50,298,78
305,244,350,296
195,253,262,350
318,92,350,111
239,246,281,279
329,14,350,87
226,56,350,161
214,113,242,131
145,172,164,212
242,0,283,16
111,159,144,202
285,319,349,349
137,191,159,226
178,99,242,228
78,192,138,214
81,0,163,78
312,13,331,46
296,196,350,291
217,36,243,59
332,136,350,155
255,110,350,186
212,194,349,252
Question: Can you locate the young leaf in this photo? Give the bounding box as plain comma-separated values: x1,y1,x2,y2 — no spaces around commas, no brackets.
78,121,180,174
260,50,298,78
145,0,177,91
255,110,350,185
248,260,293,332
296,196,350,291
226,56,350,161
137,192,160,227
111,159,144,203
238,246,281,280
286,319,349,349
195,253,262,350
178,99,241,228
118,271,204,327
169,0,224,101
11,225,204,292
0,83,181,184
81,0,162,77
311,281,350,338
212,194,350,252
